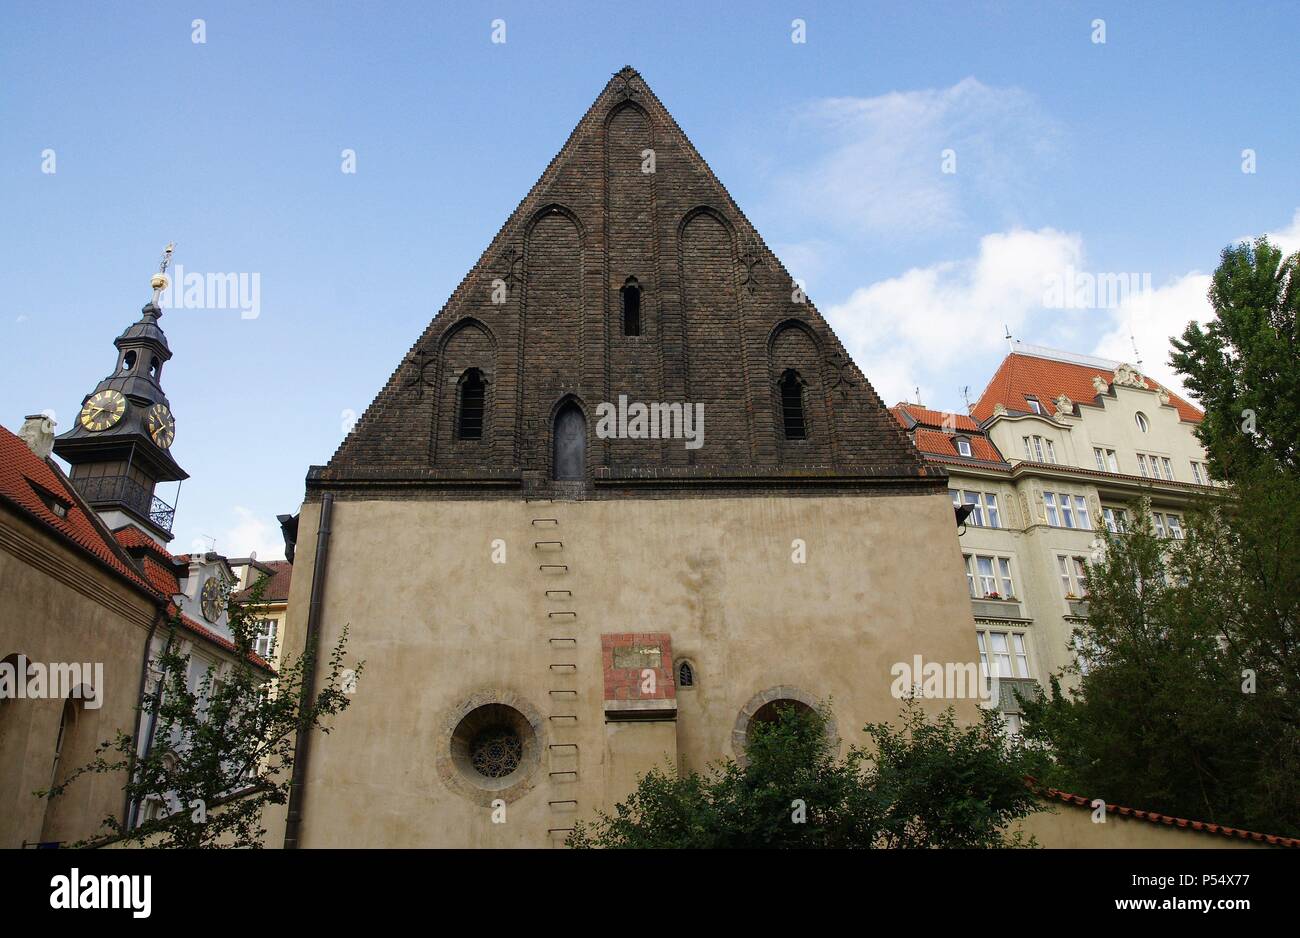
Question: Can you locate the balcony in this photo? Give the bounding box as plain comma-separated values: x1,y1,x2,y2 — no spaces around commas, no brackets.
970,596,1025,620
75,475,175,534
993,677,1040,714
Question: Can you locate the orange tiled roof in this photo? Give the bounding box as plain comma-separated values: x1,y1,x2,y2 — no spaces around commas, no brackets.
973,352,1203,424
1032,782,1299,848
890,403,981,433
0,427,157,597
913,427,1006,464
233,560,292,604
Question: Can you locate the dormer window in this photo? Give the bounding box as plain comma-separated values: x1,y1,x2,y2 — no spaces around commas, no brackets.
955,437,973,458
1025,396,1042,415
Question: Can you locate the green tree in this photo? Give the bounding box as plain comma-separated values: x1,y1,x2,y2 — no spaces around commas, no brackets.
1022,485,1300,837
568,700,1043,848
1170,237,1300,480
38,576,364,848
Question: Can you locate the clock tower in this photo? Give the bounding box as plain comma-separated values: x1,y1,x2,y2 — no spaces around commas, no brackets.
54,246,188,546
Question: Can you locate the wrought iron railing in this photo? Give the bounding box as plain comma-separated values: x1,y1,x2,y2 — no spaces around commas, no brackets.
74,475,175,533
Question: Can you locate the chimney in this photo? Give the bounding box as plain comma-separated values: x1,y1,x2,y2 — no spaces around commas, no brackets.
18,413,57,459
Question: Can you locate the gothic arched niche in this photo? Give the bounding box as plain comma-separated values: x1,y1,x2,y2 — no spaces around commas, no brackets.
769,320,831,463
552,401,587,480
437,319,495,462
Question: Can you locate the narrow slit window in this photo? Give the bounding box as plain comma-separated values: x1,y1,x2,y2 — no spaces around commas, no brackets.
457,369,485,440
779,370,806,440
621,278,641,336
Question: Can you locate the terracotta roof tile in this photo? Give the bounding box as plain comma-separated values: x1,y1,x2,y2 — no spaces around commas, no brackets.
913,428,1006,464
891,403,981,433
1028,781,1299,848
233,560,292,604
0,427,156,596
973,352,1203,424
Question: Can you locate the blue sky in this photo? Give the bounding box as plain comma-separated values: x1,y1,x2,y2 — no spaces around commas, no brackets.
2,1,1298,560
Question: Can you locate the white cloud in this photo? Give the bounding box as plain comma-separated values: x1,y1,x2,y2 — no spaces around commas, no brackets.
1266,208,1300,255
1093,274,1213,400
219,505,285,562
826,228,1083,406
777,78,1060,237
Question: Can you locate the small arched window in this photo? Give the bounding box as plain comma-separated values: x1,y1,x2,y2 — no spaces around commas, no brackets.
457,369,486,440
1135,411,1149,433
677,660,695,688
779,369,806,440
621,277,641,337
553,401,586,480
149,357,161,380
121,350,137,373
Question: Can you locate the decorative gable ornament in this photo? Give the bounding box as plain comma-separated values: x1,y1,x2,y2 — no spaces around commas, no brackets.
1053,393,1073,416
1112,363,1148,389
1158,388,1171,405
992,403,1008,417
1091,375,1109,395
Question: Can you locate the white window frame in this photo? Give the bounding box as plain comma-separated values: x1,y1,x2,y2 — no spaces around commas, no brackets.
1073,495,1092,530
955,438,972,457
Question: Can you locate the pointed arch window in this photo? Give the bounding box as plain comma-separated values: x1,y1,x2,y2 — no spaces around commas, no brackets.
779,369,807,440
677,660,695,688
457,369,486,440
553,402,586,480
621,277,641,337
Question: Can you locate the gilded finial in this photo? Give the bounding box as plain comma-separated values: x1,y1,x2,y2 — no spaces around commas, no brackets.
150,242,176,300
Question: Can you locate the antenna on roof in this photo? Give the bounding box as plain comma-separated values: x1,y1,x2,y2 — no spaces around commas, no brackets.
1004,324,1015,352
914,386,921,406
961,385,972,413
1130,330,1143,371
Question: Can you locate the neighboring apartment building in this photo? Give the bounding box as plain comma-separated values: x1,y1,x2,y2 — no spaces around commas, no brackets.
892,343,1214,730
229,558,292,673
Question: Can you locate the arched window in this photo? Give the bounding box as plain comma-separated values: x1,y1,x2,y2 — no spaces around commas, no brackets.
1135,411,1149,433
457,369,486,440
149,356,161,380
553,402,586,480
677,660,695,688
779,369,806,440
621,277,641,337
122,350,137,373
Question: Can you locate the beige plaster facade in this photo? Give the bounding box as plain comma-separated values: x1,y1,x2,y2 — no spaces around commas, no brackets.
277,490,982,848
0,504,155,848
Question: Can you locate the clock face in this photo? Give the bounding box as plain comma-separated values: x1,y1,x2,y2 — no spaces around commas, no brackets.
78,390,127,432
200,578,224,622
146,403,175,449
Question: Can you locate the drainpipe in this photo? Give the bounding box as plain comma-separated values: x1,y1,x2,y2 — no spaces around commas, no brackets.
283,493,334,849
124,602,168,830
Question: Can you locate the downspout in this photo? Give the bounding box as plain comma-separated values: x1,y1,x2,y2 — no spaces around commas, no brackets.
124,602,167,830
283,493,334,849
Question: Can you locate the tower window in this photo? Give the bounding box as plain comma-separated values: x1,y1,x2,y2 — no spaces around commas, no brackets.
621,278,641,337
779,370,806,440
149,357,161,379
121,351,137,373
457,369,486,440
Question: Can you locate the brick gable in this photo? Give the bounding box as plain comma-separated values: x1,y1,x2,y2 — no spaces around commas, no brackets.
314,68,933,498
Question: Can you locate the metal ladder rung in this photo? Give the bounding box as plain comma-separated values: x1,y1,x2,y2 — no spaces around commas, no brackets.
539,564,568,572
546,589,572,598
549,663,576,671
548,800,578,807
548,637,577,645
534,540,563,549
549,770,578,778
548,743,579,750
548,611,577,619
548,689,578,696
548,828,575,834
531,519,559,526
548,715,578,722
